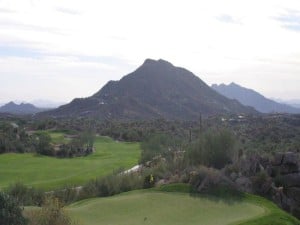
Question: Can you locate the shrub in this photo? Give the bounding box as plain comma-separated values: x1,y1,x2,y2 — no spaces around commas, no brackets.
251,171,272,195
35,133,54,156
140,133,168,164
26,197,78,225
189,166,220,188
79,172,144,199
140,133,182,164
51,186,79,205
189,166,238,197
185,129,236,169
143,174,155,188
0,192,28,225
6,182,45,206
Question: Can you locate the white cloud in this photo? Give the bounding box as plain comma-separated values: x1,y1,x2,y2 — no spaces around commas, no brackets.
0,0,299,102
0,56,136,102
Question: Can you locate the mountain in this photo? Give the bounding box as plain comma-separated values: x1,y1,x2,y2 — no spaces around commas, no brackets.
0,102,47,115
39,59,257,120
30,99,65,108
273,99,300,109
211,83,300,114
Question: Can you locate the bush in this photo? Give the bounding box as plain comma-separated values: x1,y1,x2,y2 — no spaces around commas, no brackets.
185,129,236,169
6,182,45,206
35,133,54,156
51,186,79,205
140,133,168,164
26,197,78,225
140,133,182,164
251,171,272,195
0,192,28,225
79,172,144,199
189,166,220,188
143,174,155,188
189,166,237,196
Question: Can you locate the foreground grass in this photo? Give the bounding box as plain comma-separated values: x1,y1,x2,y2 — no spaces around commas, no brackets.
66,184,299,225
0,136,140,190
68,191,264,225
161,184,299,225
22,184,299,225
238,194,299,225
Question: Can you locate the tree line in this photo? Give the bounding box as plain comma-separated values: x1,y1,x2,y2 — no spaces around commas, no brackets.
0,121,95,158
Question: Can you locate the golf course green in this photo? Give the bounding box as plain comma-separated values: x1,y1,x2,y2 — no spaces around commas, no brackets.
0,136,140,190
68,190,263,225
67,184,300,225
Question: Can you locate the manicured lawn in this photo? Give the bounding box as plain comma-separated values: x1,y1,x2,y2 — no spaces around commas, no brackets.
34,130,71,144
238,194,300,225
0,136,140,190
68,190,264,225
67,184,300,225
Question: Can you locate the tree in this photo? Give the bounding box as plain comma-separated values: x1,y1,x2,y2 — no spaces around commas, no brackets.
185,129,236,169
35,133,54,156
139,133,169,164
80,129,95,150
0,192,27,225
139,133,183,164
204,129,235,169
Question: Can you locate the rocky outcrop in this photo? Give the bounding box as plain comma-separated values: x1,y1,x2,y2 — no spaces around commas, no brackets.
235,177,252,193
189,152,300,218
229,152,300,219
281,173,300,188
271,152,300,218
272,152,299,174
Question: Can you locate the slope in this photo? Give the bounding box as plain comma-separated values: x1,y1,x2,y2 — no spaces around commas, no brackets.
0,101,46,115
40,59,257,120
212,83,300,114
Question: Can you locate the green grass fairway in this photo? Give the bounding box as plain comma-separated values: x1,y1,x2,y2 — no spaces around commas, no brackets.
68,190,265,225
0,136,140,190
35,130,71,144
48,131,69,144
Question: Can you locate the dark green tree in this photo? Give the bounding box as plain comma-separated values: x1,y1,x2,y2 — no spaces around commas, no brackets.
80,129,95,149
36,133,54,156
140,133,169,164
185,129,236,169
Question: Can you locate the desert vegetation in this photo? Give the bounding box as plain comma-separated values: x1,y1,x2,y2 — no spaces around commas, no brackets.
0,120,95,158
0,114,300,224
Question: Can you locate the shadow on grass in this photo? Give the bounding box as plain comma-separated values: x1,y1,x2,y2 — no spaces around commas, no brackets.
189,186,246,205
157,183,246,205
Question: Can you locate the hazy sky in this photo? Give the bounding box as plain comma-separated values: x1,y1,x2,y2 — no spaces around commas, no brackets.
0,0,300,103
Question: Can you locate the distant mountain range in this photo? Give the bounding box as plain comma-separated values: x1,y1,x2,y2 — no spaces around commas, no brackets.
30,99,65,108
0,100,64,108
39,59,257,120
211,83,300,114
273,99,300,109
0,102,47,115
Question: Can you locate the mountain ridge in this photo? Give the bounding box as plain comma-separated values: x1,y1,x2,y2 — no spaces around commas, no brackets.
0,101,47,115
212,82,300,114
39,59,257,120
